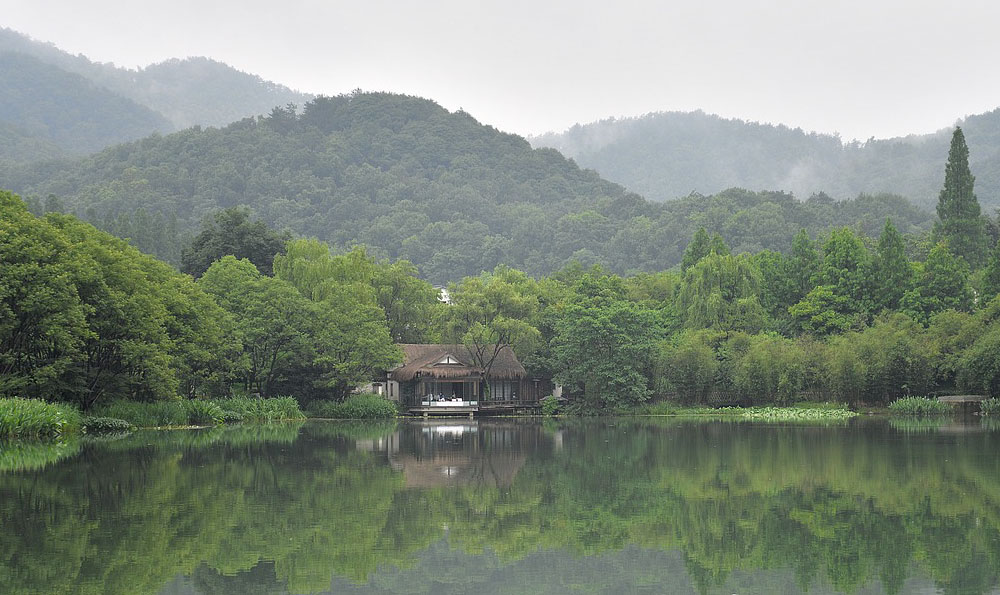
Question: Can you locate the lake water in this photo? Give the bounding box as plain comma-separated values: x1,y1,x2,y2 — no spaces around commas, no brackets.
3,417,1000,594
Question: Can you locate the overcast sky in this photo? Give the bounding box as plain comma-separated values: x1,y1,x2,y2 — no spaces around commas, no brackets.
5,0,1000,141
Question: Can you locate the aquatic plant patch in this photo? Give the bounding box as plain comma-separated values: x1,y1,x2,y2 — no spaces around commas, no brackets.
82,417,135,434
209,396,305,421
0,398,82,438
308,393,398,419
91,400,188,427
980,397,1000,416
888,397,952,416
740,407,858,422
182,400,225,425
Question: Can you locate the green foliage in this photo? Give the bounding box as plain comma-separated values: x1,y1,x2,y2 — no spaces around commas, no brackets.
677,253,766,333
788,285,855,335
957,326,1000,397
681,227,711,272
870,219,913,312
180,207,289,278
270,242,406,398
730,334,807,405
934,127,987,268
0,192,240,408
220,410,245,423
901,243,975,323
91,400,188,427
887,397,952,416
308,393,398,419
443,265,546,378
182,400,225,425
980,398,1000,416
82,417,135,434
0,398,81,438
817,227,871,316
983,238,1000,300
210,396,305,422
553,274,663,410
657,331,719,404
540,395,560,416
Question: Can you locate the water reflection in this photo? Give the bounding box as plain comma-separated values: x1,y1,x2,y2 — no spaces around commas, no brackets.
2,419,1000,594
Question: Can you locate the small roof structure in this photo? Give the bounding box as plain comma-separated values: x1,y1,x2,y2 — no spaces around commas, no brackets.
389,344,526,382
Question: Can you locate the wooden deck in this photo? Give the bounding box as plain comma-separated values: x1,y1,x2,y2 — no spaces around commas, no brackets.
407,400,541,417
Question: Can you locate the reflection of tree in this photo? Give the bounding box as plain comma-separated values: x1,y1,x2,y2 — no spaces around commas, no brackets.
3,420,1000,594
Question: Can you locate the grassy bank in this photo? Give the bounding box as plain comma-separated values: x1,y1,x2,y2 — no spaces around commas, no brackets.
307,393,398,419
0,398,82,439
90,396,305,428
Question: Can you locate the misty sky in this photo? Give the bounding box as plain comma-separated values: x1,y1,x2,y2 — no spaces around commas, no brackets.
5,0,1000,141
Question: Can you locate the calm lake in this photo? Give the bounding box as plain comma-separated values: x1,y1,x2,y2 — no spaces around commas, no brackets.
3,417,1000,595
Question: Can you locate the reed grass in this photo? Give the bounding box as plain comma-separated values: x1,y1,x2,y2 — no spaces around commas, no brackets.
0,398,82,438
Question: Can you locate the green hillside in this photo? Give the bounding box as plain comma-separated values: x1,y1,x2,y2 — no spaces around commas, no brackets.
0,28,312,130
9,93,935,283
532,109,1000,209
0,52,171,155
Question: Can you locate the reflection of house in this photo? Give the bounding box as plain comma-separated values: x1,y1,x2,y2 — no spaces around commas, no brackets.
377,344,548,414
356,420,540,488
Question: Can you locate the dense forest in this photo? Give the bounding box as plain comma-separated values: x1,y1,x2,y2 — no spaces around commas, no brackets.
532,109,1000,209
3,130,1000,412
0,28,311,150
0,52,172,155
6,92,942,283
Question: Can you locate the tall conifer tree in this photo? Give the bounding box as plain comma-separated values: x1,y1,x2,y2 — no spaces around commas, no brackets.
871,218,912,311
935,127,987,267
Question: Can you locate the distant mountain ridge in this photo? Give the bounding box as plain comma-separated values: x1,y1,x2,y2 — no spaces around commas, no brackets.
4,93,934,282
531,109,1000,209
0,52,172,155
0,28,313,156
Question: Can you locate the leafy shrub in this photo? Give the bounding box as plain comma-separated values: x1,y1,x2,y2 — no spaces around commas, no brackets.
82,417,135,434
91,400,187,427
887,396,952,416
183,400,224,425
540,396,559,416
309,393,398,419
0,398,82,438
220,410,245,423
980,397,1000,416
210,396,304,421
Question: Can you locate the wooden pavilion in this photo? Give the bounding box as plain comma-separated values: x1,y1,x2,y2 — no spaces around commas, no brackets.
384,344,544,415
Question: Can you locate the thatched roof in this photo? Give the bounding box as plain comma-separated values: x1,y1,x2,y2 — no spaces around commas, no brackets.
389,344,526,382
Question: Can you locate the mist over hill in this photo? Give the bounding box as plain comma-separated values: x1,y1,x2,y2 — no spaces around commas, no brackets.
0,28,312,145
5,93,934,282
532,110,1000,210
0,52,172,155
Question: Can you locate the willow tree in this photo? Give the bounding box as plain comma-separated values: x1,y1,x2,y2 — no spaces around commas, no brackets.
935,127,987,268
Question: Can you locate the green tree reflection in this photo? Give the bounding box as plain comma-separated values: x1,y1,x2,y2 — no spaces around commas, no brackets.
2,419,1000,594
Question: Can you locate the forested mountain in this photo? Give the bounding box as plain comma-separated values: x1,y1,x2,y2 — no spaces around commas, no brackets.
7,92,935,283
0,28,312,131
0,52,172,156
532,109,1000,209
0,120,64,163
